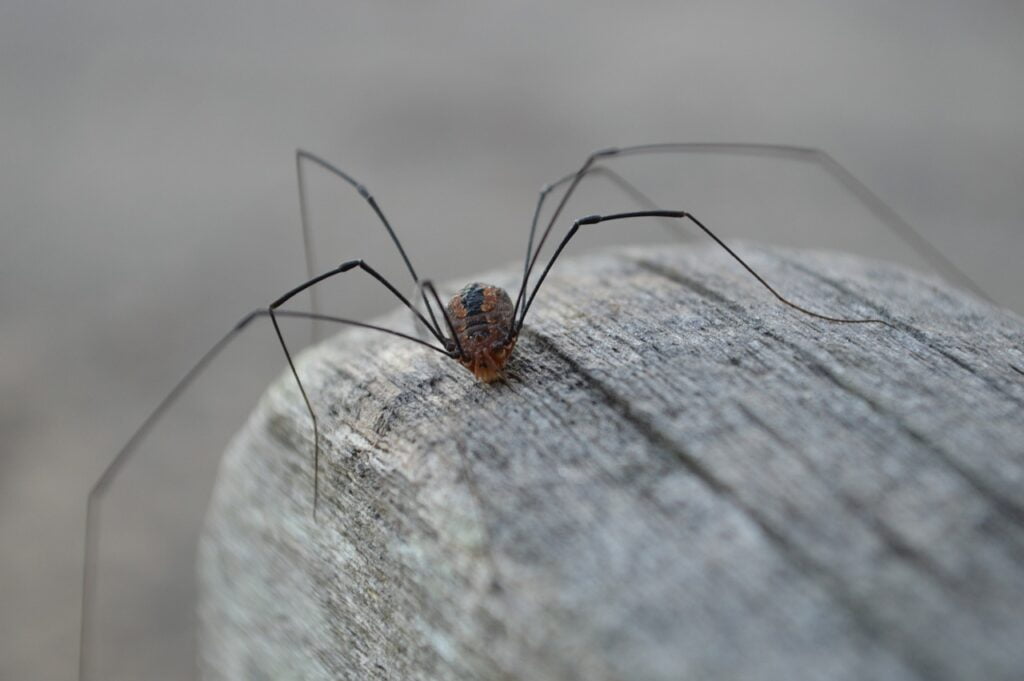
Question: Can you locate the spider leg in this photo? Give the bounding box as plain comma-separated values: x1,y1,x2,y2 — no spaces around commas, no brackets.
408,278,454,347
79,302,452,681
267,258,459,521
295,150,444,339
517,210,895,332
420,279,464,358
513,162,680,322
512,143,990,327
281,257,448,346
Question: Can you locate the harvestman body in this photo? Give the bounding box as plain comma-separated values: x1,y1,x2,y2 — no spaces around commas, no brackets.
78,143,990,681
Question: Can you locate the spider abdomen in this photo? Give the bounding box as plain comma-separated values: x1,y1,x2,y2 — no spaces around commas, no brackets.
446,282,517,382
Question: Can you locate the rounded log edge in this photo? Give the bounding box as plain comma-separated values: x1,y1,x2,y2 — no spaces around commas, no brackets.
198,243,1024,681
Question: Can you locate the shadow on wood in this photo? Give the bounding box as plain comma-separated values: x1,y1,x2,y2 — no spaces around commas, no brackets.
198,243,1024,681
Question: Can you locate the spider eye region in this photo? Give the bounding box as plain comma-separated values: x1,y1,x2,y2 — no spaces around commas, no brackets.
446,283,517,382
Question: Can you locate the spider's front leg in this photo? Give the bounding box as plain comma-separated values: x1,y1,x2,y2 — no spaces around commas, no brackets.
516,210,894,333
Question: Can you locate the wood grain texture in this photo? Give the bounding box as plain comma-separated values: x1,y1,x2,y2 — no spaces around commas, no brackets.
197,243,1024,681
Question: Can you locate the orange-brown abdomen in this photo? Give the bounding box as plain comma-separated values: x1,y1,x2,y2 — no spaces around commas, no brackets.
446,282,517,382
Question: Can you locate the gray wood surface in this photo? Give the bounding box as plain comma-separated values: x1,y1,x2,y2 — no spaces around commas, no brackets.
197,243,1024,681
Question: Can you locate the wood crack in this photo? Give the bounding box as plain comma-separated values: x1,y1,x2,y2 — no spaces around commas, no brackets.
733,401,962,590
526,326,939,681
785,259,1024,408
775,262,1024,529
638,255,1024,530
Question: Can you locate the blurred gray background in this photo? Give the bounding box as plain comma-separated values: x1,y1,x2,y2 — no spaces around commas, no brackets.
1,1,1021,679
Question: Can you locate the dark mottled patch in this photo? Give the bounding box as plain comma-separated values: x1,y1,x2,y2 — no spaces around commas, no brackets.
461,283,486,318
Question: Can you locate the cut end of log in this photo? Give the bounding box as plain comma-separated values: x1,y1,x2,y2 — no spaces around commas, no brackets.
198,243,1024,681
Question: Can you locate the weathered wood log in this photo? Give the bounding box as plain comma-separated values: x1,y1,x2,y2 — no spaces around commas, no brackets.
197,243,1024,681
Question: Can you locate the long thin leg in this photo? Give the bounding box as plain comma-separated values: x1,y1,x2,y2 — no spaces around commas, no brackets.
296,150,444,338
298,152,672,343
78,305,451,681
420,279,465,358
517,210,895,333
266,258,457,521
512,143,990,326
541,165,688,237
514,160,680,320
308,257,448,346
